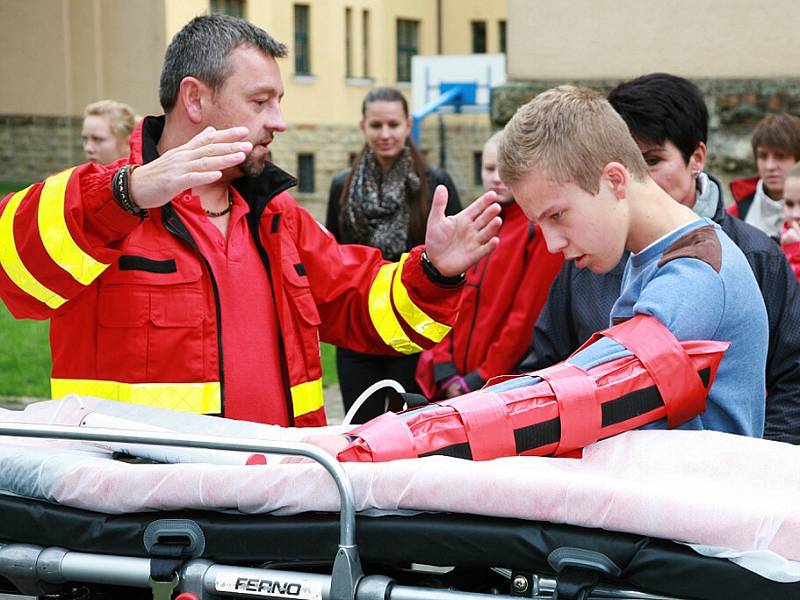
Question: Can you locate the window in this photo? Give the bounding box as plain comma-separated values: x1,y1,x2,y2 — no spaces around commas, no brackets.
499,20,507,53
471,21,487,54
396,20,419,83
210,0,244,18
294,4,311,75
473,152,483,186
298,153,315,193
345,8,353,78
362,9,370,78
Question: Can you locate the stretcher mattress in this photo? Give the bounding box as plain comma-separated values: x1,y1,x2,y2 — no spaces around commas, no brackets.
0,397,799,583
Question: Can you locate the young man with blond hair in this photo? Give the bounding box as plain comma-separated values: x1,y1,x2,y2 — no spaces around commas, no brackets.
499,86,768,436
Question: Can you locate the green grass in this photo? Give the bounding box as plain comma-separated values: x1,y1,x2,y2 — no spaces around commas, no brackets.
321,342,338,386
0,304,51,399
0,182,29,197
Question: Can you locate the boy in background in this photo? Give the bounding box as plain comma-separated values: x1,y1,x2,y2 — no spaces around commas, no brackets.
728,113,800,239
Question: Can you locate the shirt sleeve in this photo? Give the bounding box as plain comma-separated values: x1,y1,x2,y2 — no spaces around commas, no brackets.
568,258,725,372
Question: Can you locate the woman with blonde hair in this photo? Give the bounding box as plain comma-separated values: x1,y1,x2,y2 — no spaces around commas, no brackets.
81,99,137,164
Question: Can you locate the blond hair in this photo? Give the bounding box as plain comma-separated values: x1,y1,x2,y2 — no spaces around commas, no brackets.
498,85,649,193
84,99,138,142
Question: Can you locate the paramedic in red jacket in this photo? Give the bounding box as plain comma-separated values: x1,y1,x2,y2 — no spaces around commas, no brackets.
0,15,502,427
416,132,563,399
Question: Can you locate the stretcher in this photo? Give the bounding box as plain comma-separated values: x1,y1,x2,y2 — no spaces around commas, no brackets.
0,396,798,600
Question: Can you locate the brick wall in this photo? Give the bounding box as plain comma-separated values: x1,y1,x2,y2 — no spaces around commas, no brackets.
0,115,84,185
1,113,493,218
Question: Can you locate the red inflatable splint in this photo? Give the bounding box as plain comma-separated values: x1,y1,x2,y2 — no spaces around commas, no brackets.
337,315,729,462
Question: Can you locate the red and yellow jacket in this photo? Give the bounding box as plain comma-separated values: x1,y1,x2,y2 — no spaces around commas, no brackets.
0,117,461,426
417,202,563,396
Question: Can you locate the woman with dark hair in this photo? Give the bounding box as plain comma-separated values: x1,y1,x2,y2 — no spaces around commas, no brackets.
326,86,462,421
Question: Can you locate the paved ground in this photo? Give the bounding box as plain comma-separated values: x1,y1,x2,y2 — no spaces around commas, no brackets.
323,382,344,424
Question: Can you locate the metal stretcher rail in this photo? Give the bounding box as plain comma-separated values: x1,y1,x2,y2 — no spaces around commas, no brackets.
0,545,685,600
0,422,362,600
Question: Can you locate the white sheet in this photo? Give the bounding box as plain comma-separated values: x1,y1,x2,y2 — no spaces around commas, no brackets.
0,396,799,582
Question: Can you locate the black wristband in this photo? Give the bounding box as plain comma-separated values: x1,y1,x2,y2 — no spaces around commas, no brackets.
421,250,465,287
111,164,148,218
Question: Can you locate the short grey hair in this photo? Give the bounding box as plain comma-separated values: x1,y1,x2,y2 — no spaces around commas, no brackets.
159,14,287,113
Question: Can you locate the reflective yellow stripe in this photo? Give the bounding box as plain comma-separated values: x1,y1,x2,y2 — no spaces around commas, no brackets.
290,378,324,417
38,168,110,285
391,253,451,343
0,186,66,309
51,379,222,414
368,262,423,355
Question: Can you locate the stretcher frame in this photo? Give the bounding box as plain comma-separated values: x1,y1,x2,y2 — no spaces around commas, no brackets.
0,422,796,600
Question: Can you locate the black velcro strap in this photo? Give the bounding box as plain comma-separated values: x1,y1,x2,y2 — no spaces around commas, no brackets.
420,442,472,460
514,418,560,453
386,391,428,413
294,262,307,277
119,255,177,274
271,213,281,233
601,385,663,427
599,367,710,428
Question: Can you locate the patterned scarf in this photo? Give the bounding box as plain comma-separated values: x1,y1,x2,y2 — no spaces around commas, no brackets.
340,146,420,260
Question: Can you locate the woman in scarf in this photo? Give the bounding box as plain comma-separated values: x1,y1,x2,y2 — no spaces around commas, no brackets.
326,86,462,422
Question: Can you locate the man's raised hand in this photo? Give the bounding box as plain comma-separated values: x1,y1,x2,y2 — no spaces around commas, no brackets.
424,185,502,277
128,127,252,209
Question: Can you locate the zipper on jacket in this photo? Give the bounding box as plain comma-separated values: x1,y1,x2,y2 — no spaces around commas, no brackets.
246,209,296,426
162,206,226,415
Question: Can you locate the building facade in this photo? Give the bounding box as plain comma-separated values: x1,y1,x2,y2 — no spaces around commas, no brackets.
1,0,508,218
492,0,800,182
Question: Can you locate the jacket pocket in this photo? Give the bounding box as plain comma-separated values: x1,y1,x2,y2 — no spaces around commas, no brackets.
281,256,321,327
96,264,207,382
280,255,322,384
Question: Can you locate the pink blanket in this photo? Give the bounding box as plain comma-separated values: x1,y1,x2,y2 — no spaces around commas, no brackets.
1,397,798,565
